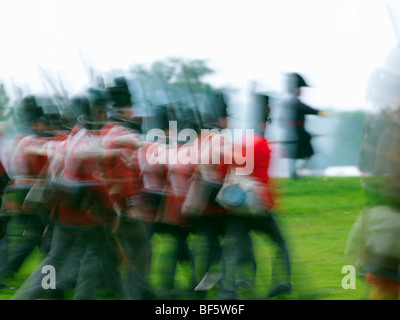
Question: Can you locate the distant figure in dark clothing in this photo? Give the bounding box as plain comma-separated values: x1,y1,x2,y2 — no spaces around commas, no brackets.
280,73,327,179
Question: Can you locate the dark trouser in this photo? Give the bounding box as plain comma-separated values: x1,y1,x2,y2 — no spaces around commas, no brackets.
16,222,125,300
0,235,10,274
116,218,154,300
73,225,126,300
0,213,48,280
189,215,224,279
15,223,82,299
219,212,291,298
56,235,85,291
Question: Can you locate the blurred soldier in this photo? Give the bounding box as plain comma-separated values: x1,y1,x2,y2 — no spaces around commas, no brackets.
0,96,54,286
135,137,168,235
345,44,400,300
0,149,10,242
182,91,228,295
132,105,172,239
280,73,327,179
0,103,11,288
12,89,125,300
150,104,198,299
216,93,292,300
101,77,154,300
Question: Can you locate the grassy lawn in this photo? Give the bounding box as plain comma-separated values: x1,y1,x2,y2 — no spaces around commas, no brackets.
0,177,371,300
271,176,369,300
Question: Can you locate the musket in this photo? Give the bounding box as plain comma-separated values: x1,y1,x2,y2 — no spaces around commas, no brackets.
387,1,400,43
36,66,66,116
24,84,31,96
77,46,95,86
57,70,69,99
9,77,23,101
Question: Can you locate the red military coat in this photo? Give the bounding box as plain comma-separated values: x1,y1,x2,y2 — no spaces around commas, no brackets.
57,127,115,226
100,122,141,216
3,133,52,213
215,132,278,212
135,141,168,222
157,143,195,226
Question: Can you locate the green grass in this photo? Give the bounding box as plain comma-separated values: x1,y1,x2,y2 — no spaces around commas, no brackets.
0,177,372,300
271,176,369,300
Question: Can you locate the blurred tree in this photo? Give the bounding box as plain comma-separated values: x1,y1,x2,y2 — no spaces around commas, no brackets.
130,57,215,97
0,84,9,109
128,57,221,130
0,83,12,123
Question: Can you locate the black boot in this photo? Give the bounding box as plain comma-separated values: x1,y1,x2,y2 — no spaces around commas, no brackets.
267,283,292,298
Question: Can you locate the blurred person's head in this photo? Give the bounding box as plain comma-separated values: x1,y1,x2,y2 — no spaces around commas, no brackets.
107,76,134,119
360,44,400,207
20,95,48,135
77,88,108,130
107,76,145,132
284,72,309,96
365,46,400,113
204,90,229,129
256,94,272,134
37,107,65,133
69,94,90,125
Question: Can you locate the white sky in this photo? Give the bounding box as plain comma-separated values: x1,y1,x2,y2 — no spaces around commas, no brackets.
0,0,398,111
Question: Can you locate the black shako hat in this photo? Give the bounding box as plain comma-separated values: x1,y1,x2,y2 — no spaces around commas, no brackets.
107,76,132,108
76,88,108,128
87,87,108,108
286,72,309,91
70,94,91,118
22,95,45,123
